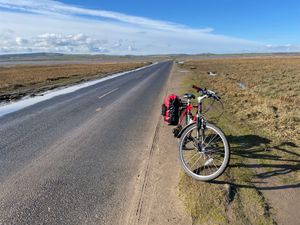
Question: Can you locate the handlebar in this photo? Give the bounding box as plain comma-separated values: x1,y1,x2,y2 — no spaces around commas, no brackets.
192,85,203,93
192,85,221,101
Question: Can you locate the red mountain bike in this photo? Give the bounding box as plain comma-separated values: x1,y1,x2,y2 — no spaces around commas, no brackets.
176,85,230,181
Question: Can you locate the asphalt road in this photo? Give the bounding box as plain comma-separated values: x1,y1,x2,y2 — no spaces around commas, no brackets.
0,61,172,224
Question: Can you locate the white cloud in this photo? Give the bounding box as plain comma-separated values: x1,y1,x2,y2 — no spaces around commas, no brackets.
2,32,111,53
16,37,29,45
0,0,293,54
0,0,213,34
265,44,300,52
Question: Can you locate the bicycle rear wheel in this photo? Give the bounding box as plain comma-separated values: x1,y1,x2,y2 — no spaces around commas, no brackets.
179,123,230,181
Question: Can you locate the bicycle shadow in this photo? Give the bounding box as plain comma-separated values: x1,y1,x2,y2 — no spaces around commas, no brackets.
210,134,300,191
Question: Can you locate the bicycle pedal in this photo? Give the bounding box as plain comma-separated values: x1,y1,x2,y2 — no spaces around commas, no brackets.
172,127,180,137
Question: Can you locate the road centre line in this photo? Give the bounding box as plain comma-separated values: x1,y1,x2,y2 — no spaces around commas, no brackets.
98,88,119,100
95,107,102,112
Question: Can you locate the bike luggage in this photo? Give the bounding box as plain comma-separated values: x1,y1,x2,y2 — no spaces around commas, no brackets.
161,94,180,125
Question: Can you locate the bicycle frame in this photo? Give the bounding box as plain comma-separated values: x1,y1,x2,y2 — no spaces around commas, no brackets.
178,102,194,126
173,98,196,138
175,89,217,139
179,95,207,129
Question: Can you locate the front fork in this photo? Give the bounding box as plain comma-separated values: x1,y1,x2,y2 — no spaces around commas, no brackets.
196,114,206,151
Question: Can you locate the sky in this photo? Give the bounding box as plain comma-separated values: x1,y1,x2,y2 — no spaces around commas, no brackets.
0,0,299,55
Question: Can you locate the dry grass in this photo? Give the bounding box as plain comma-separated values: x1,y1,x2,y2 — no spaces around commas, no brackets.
0,62,149,101
177,111,275,225
178,171,274,225
175,57,300,225
181,57,300,142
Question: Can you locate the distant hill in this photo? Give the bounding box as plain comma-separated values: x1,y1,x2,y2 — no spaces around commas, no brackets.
0,53,65,61
0,52,142,62
0,52,299,63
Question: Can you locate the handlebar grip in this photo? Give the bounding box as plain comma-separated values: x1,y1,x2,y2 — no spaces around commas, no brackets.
192,84,221,101
192,85,201,92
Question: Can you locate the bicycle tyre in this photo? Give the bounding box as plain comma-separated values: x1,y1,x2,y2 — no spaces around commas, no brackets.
178,123,230,181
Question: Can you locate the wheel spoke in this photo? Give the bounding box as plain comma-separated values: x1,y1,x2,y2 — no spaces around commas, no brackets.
202,129,213,143
190,154,203,171
205,135,221,148
179,123,229,181
185,151,200,165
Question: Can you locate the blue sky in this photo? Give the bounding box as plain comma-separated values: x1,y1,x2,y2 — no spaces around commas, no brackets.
0,0,299,54
61,0,300,43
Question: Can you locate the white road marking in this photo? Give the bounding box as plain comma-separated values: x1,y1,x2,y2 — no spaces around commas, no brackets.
96,107,102,112
98,88,119,100
0,62,158,118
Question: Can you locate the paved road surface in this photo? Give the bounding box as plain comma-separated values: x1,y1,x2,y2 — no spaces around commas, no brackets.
0,61,172,224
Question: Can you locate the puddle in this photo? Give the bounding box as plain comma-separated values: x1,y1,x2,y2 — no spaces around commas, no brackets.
0,63,157,117
237,81,247,89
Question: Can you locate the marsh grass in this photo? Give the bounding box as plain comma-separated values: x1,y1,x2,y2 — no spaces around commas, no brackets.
181,57,300,142
178,113,275,225
176,57,300,224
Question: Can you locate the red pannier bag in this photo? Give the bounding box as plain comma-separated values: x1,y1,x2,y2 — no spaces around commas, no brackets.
161,94,180,125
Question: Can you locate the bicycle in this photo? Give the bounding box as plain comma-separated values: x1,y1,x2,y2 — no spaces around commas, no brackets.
177,85,230,181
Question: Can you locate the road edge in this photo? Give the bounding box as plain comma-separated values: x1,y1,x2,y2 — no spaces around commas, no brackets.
125,61,192,225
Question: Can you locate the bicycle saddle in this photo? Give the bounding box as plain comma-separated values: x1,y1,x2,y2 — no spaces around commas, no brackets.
183,93,195,99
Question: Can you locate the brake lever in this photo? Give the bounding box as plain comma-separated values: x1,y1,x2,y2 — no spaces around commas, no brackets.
214,95,221,101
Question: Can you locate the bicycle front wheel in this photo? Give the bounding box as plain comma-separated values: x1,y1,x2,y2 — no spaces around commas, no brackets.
179,123,230,181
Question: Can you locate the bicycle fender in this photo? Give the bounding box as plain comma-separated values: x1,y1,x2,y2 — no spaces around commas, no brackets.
176,122,196,138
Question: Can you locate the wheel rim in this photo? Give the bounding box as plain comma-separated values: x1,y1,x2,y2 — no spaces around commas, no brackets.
180,124,228,179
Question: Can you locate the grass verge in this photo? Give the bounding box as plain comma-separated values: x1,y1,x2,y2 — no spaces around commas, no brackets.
175,57,300,224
